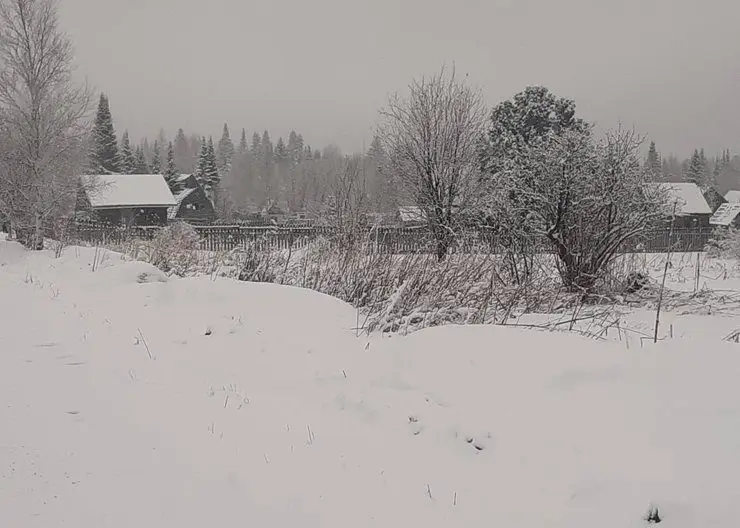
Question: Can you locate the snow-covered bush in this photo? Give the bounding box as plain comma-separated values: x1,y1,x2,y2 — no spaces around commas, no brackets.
706,227,740,260
138,222,202,276
233,241,287,283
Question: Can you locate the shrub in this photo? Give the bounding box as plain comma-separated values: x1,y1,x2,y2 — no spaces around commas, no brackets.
144,222,202,275
705,227,740,260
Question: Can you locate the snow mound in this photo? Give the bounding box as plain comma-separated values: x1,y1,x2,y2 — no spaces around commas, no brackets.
0,237,30,267
2,240,740,527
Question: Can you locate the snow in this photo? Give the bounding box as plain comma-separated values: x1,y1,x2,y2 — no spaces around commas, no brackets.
647,182,712,215
3,236,740,527
398,205,426,223
724,190,740,203
80,174,177,209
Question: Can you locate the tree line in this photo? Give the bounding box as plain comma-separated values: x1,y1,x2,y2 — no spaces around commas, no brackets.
87,94,397,218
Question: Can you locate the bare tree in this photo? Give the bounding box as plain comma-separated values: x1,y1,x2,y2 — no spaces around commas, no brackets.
378,66,487,260
326,154,368,241
0,0,91,249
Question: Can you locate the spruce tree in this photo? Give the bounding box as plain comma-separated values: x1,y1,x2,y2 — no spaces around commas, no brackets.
164,141,179,192
174,128,190,172
239,128,248,155
151,140,162,174
89,93,120,173
217,123,235,175
644,141,661,180
134,145,149,174
287,131,304,164
194,137,208,186
261,130,273,164
119,131,136,174
275,137,288,162
142,138,152,162
203,137,220,202
251,132,261,153
685,149,707,187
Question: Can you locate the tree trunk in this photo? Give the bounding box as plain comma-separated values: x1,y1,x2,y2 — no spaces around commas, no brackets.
33,213,43,250
433,224,453,261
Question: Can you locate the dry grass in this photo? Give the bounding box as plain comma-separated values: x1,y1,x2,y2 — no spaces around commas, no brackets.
61,226,740,336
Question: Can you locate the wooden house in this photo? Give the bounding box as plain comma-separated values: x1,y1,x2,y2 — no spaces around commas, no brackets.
168,186,216,225
78,174,176,226
646,182,713,229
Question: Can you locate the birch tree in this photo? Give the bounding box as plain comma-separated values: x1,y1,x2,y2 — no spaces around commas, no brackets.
378,66,487,260
0,0,92,248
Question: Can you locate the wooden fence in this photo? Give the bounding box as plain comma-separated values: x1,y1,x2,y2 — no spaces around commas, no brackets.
66,221,714,255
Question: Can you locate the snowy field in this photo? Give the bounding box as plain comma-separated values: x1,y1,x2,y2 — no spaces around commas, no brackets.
2,235,740,527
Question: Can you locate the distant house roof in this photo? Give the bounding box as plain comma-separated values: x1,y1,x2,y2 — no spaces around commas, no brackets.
167,188,197,220
81,174,176,209
724,190,740,203
646,182,712,216
398,206,427,223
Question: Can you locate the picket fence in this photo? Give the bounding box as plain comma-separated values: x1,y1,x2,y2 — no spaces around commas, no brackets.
67,221,714,255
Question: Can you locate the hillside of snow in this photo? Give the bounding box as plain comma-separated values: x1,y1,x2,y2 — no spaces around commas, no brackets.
2,237,740,527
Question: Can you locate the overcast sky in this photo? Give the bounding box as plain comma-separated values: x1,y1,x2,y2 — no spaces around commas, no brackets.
58,0,740,158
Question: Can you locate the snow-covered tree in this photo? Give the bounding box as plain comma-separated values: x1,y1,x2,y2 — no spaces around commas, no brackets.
261,130,273,164
195,137,220,201
488,126,668,293
164,141,179,192
287,131,304,164
0,0,92,248
173,128,191,172
238,128,248,155
685,149,709,187
89,93,119,173
204,137,220,201
217,123,234,175
119,131,135,174
134,145,149,174
480,86,589,178
151,140,162,174
251,131,261,153
644,141,662,180
141,137,152,163
194,137,208,186
275,137,288,162
378,66,488,260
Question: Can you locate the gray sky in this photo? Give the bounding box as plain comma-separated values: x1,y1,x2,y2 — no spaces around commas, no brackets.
59,0,740,158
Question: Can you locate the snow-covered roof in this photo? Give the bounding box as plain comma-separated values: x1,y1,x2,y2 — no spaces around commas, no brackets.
646,182,712,216
81,174,176,209
176,174,192,182
398,206,426,223
724,190,740,203
167,188,197,220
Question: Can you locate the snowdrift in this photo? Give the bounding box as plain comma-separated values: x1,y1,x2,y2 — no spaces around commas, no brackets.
1,239,740,527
